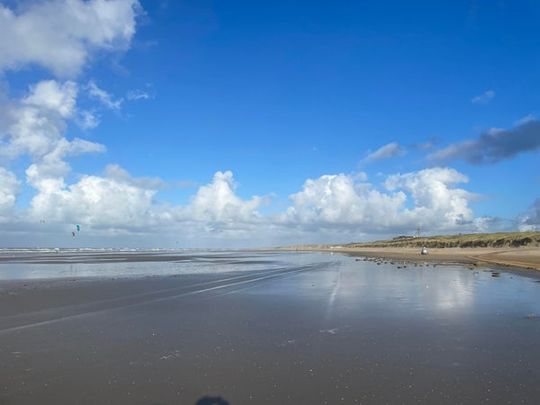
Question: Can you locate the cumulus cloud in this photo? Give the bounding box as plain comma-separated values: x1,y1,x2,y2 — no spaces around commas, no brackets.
0,0,141,77
428,119,540,164
471,90,495,104
28,167,157,227
186,171,262,224
0,162,501,246
283,173,404,229
0,167,20,216
283,168,476,233
26,138,106,190
0,80,105,183
26,168,262,235
361,142,406,164
384,167,474,229
23,80,78,117
1,80,80,159
0,77,106,236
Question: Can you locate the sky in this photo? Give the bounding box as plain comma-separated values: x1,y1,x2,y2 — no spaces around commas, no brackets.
0,0,539,248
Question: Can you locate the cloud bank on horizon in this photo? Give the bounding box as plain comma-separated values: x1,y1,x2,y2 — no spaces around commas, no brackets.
0,0,538,247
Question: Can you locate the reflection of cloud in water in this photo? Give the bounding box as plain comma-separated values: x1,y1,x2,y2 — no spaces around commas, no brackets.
429,271,474,311
329,258,477,315
325,264,342,319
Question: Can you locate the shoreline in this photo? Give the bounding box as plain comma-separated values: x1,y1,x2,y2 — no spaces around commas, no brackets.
278,246,540,272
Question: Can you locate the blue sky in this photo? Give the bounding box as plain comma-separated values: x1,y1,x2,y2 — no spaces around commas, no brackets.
0,0,539,247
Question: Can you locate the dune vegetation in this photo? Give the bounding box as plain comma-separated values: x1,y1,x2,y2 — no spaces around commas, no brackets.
344,232,540,249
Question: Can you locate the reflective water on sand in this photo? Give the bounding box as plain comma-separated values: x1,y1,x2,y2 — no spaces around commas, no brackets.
0,251,330,280
1,252,539,404
1,251,539,316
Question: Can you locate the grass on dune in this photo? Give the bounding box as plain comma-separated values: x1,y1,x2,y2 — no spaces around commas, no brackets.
344,232,540,249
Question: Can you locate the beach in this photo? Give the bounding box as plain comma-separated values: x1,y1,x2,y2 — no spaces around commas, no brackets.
285,246,540,272
1,251,540,404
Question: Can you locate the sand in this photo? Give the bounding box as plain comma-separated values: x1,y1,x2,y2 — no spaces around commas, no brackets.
1,252,540,404
284,246,540,271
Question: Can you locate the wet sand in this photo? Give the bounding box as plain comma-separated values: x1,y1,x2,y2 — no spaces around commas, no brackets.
1,253,540,404
288,246,540,271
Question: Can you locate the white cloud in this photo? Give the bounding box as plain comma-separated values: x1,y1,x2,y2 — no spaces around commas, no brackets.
86,81,123,110
20,166,480,241
28,168,157,227
26,168,262,234
26,138,106,191
515,114,536,126
0,0,141,77
0,163,499,246
384,167,474,229
186,171,262,224
1,80,79,159
471,89,495,104
126,89,150,101
0,167,20,216
283,167,476,233
0,80,105,180
76,109,100,130
283,173,405,229
23,80,78,117
361,142,406,164
0,78,105,227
